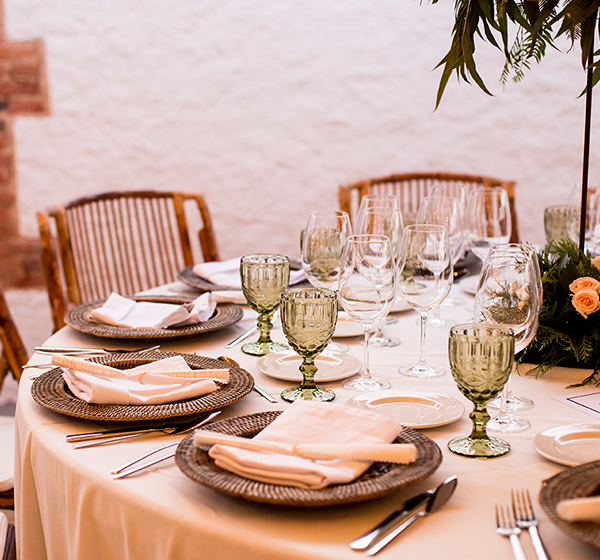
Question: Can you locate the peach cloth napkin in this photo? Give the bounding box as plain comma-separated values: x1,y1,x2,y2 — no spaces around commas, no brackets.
60,355,225,405
90,292,216,329
557,495,600,522
200,400,403,489
192,257,305,289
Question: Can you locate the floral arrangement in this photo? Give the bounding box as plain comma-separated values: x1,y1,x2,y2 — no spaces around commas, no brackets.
520,239,600,385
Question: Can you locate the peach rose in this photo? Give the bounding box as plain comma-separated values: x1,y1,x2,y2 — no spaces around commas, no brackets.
569,276,600,294
572,288,600,318
593,256,600,271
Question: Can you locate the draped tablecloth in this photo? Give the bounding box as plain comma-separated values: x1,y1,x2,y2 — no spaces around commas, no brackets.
14,283,600,560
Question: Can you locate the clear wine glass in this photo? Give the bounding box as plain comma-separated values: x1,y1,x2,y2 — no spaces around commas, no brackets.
483,243,541,414
447,322,514,458
416,196,465,326
301,210,352,353
467,186,512,262
355,205,403,347
280,287,338,402
474,246,541,433
338,234,396,391
566,183,600,252
397,224,453,377
240,254,290,356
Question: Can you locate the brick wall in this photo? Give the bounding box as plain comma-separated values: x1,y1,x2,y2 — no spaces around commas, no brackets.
0,36,48,287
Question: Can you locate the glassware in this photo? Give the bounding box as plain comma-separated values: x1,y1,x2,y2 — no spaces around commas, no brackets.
397,224,453,377
416,196,465,325
338,234,396,391
447,322,514,458
467,186,512,262
474,246,541,432
355,205,403,347
240,254,290,356
544,205,569,244
280,287,338,402
566,183,600,253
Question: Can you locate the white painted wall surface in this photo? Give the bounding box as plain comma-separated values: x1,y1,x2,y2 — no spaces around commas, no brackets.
6,0,600,258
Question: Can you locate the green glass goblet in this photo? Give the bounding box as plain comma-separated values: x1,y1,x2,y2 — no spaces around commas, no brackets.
280,287,338,402
447,322,514,458
240,254,290,356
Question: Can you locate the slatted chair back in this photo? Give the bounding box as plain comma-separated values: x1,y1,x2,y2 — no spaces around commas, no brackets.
0,282,26,390
38,191,220,331
339,172,519,243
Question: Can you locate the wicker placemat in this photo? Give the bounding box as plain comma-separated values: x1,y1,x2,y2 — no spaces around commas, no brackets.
30,352,254,421
540,460,600,550
64,296,243,340
175,411,442,507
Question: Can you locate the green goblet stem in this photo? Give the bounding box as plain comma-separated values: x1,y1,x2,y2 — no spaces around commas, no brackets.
468,402,492,442
298,358,317,390
256,314,275,345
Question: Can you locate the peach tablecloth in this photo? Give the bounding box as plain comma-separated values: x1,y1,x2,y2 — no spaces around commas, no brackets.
14,282,600,560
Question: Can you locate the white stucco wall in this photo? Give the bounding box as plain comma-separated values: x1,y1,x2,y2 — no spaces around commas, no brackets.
6,0,600,258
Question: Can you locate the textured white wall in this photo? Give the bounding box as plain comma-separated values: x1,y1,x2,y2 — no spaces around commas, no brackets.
6,0,600,258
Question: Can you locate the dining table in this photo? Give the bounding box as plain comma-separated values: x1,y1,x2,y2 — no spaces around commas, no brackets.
13,280,600,560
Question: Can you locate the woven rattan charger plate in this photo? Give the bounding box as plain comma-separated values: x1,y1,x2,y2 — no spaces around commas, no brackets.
30,352,254,422
540,460,600,550
175,411,442,507
64,295,243,341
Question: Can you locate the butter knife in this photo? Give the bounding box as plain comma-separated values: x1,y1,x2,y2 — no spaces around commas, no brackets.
364,475,458,556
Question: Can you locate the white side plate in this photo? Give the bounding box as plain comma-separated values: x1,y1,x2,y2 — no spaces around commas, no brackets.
256,351,362,382
345,390,465,429
534,423,600,466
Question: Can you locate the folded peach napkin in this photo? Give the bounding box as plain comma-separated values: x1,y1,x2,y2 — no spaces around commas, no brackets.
557,495,600,522
192,257,305,289
54,354,228,405
90,292,216,329
196,400,405,489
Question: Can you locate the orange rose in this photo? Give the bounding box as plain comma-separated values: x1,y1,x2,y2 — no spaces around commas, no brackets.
572,288,600,318
569,277,600,294
592,256,600,271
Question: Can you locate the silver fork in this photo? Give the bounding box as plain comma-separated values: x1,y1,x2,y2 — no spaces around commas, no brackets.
513,489,551,560
496,504,527,560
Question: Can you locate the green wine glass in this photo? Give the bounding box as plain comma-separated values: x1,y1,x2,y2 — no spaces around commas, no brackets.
240,254,290,356
280,287,338,402
447,322,514,458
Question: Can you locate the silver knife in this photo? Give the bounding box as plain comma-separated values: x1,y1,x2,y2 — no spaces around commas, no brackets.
224,325,258,348
364,475,458,556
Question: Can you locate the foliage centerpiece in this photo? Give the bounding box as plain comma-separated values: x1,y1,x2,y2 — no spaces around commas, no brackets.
520,240,600,385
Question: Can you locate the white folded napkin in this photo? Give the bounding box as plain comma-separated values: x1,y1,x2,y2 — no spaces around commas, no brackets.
58,355,227,405
557,495,600,522
192,257,305,289
90,292,216,329
211,290,248,305
199,400,403,489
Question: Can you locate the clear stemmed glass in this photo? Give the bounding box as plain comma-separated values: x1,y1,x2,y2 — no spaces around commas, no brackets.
280,287,338,402
474,246,541,432
355,205,403,347
482,244,541,414
397,224,453,377
240,254,290,356
566,183,600,252
447,322,514,458
338,234,396,391
416,196,465,326
301,210,352,353
467,186,512,262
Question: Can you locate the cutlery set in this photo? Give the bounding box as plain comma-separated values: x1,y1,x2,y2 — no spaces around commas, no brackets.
496,490,551,560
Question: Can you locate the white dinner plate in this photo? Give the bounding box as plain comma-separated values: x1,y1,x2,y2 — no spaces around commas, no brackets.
390,298,413,313
256,351,361,382
459,276,479,296
533,423,600,466
333,315,364,338
345,390,465,429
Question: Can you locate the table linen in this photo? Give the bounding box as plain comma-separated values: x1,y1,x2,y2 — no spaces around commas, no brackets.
14,281,600,560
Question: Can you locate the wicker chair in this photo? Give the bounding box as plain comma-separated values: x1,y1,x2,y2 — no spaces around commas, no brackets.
37,190,220,331
0,282,27,512
339,172,519,243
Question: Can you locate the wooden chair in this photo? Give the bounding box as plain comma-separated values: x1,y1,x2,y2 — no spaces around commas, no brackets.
0,282,27,512
37,191,221,331
339,172,519,243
